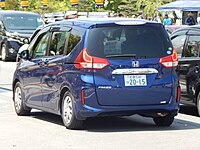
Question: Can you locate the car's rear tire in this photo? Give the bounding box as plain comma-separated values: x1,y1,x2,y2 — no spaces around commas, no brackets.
153,115,174,127
196,92,200,116
13,82,31,116
61,91,83,129
1,44,8,61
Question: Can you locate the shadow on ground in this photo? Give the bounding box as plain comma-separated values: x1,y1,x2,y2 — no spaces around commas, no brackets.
30,110,200,132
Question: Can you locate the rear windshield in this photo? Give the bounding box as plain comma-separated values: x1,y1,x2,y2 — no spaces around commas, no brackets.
87,24,172,58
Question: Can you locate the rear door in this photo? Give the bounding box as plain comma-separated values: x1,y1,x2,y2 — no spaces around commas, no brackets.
87,23,175,106
172,30,200,101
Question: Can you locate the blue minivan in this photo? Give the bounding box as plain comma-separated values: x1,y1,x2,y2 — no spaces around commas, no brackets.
13,18,180,129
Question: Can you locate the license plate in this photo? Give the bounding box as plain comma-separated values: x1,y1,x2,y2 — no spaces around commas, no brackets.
124,75,147,86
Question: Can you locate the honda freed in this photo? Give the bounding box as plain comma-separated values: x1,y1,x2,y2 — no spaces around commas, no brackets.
13,18,180,129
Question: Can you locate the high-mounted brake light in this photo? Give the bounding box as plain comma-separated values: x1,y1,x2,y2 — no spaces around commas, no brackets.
74,49,110,70
160,49,178,68
115,21,146,25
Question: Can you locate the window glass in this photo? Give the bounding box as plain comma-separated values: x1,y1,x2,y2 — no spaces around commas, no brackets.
49,31,67,56
66,29,81,54
87,25,172,58
32,33,49,58
184,36,200,57
3,14,43,30
171,35,186,58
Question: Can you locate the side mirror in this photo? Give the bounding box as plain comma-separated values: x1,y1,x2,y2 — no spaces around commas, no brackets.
19,50,29,60
0,21,4,30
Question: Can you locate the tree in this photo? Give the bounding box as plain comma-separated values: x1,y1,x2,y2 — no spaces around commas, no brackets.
5,0,20,10
105,0,122,13
105,0,138,17
136,0,172,19
27,0,70,14
118,0,137,17
76,0,94,12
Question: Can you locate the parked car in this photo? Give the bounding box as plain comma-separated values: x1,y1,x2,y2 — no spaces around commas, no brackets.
0,10,44,61
165,25,183,35
170,25,200,116
13,18,180,129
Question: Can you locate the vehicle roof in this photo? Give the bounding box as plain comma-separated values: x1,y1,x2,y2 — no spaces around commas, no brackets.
0,10,39,16
51,18,161,28
173,25,200,32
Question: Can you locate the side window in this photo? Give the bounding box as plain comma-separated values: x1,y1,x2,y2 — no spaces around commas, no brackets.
184,36,200,57
67,29,81,54
49,31,67,56
171,35,186,58
32,32,49,58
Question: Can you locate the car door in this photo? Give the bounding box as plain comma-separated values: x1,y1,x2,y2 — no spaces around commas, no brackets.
21,27,51,106
41,26,71,110
172,29,200,101
171,31,188,99
180,34,200,101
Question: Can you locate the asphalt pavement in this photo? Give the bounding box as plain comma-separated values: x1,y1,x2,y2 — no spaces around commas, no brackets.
1,60,200,150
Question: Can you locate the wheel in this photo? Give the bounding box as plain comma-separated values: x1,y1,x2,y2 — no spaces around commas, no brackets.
61,91,83,129
13,82,31,116
1,44,8,61
196,92,200,116
153,115,174,127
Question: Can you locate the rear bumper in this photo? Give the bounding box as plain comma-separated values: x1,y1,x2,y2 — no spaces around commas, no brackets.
76,102,179,120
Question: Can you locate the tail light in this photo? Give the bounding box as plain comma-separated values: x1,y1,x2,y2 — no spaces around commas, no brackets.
160,49,178,68
177,86,181,102
74,48,109,70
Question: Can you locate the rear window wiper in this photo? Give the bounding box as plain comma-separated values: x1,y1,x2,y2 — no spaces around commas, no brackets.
106,54,137,58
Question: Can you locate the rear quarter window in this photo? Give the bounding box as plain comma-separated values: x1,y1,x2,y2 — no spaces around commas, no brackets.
87,24,172,59
66,27,83,54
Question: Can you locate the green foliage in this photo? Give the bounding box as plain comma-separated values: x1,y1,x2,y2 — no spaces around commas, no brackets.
105,0,122,13
1,0,174,19
105,0,138,17
136,0,172,18
118,0,137,17
5,0,20,10
28,0,70,14
76,0,94,12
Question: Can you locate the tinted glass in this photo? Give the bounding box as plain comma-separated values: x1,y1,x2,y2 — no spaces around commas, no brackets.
87,25,172,58
3,14,43,30
171,35,186,58
66,29,81,54
184,35,200,57
49,31,67,56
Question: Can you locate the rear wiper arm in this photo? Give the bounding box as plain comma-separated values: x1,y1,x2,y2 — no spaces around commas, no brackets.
106,54,137,58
